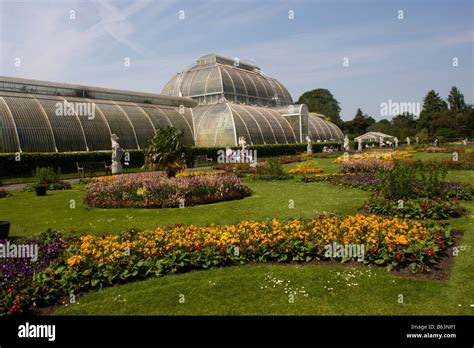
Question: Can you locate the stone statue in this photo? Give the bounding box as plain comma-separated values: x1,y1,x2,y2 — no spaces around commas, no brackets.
379,136,384,148
111,134,123,174
343,135,350,151
434,138,439,147
306,135,313,154
394,137,399,147
406,137,410,146
357,138,362,151
238,136,249,161
416,136,419,145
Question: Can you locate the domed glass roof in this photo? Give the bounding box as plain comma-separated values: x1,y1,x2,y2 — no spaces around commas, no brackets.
162,54,293,107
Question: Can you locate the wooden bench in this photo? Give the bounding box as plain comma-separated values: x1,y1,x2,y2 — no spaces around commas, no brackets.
77,161,111,178
194,155,213,166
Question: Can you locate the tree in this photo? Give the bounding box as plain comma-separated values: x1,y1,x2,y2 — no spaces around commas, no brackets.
297,89,342,125
417,90,448,133
391,112,417,138
430,108,474,139
345,108,375,135
144,126,189,177
447,86,466,112
368,119,393,135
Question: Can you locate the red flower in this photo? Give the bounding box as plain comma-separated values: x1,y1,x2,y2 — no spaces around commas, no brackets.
372,247,378,254
427,249,434,257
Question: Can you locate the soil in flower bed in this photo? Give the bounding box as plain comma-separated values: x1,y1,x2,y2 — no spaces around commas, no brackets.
84,172,252,209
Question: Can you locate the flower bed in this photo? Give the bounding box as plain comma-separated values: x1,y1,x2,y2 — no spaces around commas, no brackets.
0,231,69,315
334,150,414,164
339,160,393,173
364,195,464,220
79,175,116,185
427,159,474,170
302,173,473,200
302,173,380,190
288,162,323,175
176,171,223,177
211,163,258,177
279,154,309,164
0,189,12,198
84,172,252,208
253,158,293,180
2,214,451,315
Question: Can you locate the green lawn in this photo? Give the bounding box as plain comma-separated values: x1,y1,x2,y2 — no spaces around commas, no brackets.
1,166,145,185
1,179,368,238
54,261,472,316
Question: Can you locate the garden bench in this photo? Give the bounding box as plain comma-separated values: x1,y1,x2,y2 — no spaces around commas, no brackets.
194,155,213,166
76,161,111,178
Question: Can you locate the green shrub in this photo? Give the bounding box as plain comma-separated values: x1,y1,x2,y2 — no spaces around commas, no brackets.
364,195,464,220
253,158,292,180
378,160,447,200
33,167,61,185
0,150,145,178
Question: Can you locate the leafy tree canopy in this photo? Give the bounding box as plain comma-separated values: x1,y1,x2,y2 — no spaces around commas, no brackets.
297,88,342,126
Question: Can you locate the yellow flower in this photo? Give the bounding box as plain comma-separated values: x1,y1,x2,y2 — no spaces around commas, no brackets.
67,255,83,267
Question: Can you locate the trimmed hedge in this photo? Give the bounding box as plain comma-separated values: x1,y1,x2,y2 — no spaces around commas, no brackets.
194,142,341,161
0,142,341,178
0,150,144,178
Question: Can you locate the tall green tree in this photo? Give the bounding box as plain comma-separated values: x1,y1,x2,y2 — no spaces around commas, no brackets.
297,89,342,125
391,112,417,138
447,86,466,112
345,108,375,135
417,90,448,134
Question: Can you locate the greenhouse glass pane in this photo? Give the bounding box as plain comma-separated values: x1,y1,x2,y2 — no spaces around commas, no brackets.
119,104,156,149
226,69,247,96
95,103,138,149
189,68,210,96
37,98,87,152
205,67,222,94
220,68,236,96
231,104,263,144
0,97,20,152
140,106,173,131
3,96,55,152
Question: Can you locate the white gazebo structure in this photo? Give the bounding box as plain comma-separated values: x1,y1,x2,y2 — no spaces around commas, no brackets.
354,132,396,142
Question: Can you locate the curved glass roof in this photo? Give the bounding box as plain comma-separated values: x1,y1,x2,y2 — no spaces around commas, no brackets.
0,69,344,153
192,102,297,147
308,113,344,142
162,54,293,107
0,92,194,153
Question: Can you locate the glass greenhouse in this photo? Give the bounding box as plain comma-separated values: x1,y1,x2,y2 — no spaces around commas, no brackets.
0,54,343,153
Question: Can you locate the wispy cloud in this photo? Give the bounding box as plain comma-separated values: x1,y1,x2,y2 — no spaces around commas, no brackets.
0,0,472,120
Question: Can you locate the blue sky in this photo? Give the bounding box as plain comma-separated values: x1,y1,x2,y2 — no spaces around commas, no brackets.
0,0,472,121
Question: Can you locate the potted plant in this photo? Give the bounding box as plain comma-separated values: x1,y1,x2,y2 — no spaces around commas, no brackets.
144,126,190,178
32,166,60,196
0,221,10,239
33,182,48,196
